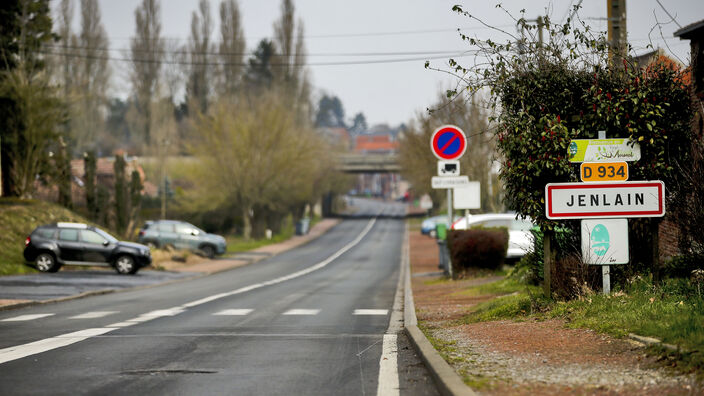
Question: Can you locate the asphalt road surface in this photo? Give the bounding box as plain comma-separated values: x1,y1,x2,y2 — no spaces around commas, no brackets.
0,201,438,395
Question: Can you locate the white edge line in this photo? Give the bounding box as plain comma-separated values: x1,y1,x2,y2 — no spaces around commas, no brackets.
376,221,405,396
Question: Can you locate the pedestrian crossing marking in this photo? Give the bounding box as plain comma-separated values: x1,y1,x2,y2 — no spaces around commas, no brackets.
213,309,253,316
283,309,321,315
353,309,388,315
69,311,118,319
1,314,55,322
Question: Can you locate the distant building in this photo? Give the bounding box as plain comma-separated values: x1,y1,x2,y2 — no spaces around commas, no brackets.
318,127,351,151
34,156,157,206
675,18,704,136
353,134,399,154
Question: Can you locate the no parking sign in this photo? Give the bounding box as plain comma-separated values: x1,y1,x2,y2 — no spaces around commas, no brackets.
430,125,467,161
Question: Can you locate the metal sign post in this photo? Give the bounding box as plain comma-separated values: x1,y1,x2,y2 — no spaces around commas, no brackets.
430,125,468,279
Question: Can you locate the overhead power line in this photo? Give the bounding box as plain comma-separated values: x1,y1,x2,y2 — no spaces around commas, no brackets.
102,24,519,43
37,47,479,67
42,43,469,58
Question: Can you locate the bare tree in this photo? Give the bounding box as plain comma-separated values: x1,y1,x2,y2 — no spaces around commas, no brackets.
186,0,212,114
73,0,109,153
272,0,310,116
129,0,163,148
217,0,245,99
55,0,75,100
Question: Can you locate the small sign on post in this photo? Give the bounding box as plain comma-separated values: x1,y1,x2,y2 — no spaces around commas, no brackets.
568,138,641,163
437,160,460,177
432,176,469,189
453,182,481,209
580,162,628,182
581,219,629,265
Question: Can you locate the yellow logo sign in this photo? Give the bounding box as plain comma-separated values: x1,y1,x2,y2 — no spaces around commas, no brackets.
580,162,629,182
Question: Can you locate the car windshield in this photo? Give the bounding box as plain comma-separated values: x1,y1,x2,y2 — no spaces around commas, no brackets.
94,228,119,243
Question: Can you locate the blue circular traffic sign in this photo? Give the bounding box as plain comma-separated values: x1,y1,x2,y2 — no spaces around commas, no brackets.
430,125,467,160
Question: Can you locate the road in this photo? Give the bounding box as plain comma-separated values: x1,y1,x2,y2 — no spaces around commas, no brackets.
0,199,437,395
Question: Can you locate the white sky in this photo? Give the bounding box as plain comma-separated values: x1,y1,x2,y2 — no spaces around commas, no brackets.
82,0,703,127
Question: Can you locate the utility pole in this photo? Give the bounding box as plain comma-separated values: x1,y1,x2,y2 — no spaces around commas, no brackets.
607,0,627,62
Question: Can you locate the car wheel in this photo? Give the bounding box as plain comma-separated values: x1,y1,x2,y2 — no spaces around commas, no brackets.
35,253,58,273
200,245,215,259
114,255,137,275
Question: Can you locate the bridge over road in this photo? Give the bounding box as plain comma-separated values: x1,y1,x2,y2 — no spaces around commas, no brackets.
337,153,400,173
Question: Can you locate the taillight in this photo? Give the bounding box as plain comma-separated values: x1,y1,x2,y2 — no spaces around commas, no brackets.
25,236,30,247
139,230,145,236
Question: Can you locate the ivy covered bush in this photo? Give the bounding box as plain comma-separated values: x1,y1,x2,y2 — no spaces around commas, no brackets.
437,5,695,290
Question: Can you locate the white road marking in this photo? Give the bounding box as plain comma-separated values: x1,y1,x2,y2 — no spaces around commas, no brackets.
0,218,377,366
1,314,55,322
376,223,406,396
353,309,388,316
283,309,320,315
0,328,115,364
213,309,253,316
106,321,137,328
69,311,118,319
182,218,376,309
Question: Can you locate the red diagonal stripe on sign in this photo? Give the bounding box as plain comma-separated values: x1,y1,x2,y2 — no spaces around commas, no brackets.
439,133,459,153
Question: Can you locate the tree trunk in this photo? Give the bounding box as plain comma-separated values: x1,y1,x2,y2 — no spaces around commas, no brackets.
543,229,554,298
651,219,661,284
242,206,252,240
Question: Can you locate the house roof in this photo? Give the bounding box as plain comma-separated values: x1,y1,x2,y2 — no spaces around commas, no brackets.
354,134,399,153
674,19,704,39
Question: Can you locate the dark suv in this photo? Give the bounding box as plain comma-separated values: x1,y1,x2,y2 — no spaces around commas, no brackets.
24,223,152,274
137,220,226,259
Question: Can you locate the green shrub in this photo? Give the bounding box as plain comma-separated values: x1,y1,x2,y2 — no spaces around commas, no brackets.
448,228,508,272
663,254,704,279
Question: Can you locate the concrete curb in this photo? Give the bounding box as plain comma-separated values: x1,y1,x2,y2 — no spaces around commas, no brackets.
628,333,682,353
402,223,475,396
0,219,342,311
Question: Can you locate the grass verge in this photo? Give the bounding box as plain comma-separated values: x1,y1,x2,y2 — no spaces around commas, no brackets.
0,198,92,275
458,275,704,373
225,219,295,254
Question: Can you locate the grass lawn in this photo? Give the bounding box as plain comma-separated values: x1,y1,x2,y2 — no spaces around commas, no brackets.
0,198,92,275
225,216,297,254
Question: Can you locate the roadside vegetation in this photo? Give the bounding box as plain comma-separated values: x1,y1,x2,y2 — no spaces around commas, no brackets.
453,274,704,374
416,2,704,378
0,199,91,275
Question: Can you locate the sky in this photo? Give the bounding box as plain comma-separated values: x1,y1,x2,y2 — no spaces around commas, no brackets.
77,0,704,127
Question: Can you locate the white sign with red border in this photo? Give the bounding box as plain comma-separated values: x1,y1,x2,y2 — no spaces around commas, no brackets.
545,181,665,219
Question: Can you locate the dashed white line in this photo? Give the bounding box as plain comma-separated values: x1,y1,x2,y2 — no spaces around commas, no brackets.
283,309,320,316
69,311,118,319
0,218,377,366
353,309,388,316
213,309,253,316
0,328,115,364
1,314,55,322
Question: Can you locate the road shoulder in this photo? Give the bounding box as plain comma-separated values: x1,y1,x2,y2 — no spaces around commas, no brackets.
0,219,341,310
406,226,700,395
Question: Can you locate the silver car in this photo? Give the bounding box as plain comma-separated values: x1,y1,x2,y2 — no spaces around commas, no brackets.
137,220,227,259
450,213,535,261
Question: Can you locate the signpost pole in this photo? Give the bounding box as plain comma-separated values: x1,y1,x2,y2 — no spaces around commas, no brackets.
447,188,453,278
598,130,611,295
